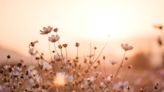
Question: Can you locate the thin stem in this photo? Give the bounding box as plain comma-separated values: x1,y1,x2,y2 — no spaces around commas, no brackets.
65,48,68,59
58,41,64,59
54,43,60,57
87,40,108,70
113,52,126,80
48,36,53,61
76,47,79,59
89,42,92,61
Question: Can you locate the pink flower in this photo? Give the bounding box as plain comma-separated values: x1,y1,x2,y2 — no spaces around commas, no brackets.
121,43,133,51
40,26,53,35
48,35,60,42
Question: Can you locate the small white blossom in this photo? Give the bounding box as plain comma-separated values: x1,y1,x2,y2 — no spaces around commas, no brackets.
48,35,60,43
42,61,52,70
40,26,53,35
105,75,112,82
121,43,133,51
100,82,106,88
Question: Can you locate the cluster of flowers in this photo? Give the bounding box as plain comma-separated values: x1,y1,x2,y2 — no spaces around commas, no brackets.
3,26,163,92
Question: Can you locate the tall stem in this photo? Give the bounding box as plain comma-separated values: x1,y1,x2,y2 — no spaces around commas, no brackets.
113,52,126,80
48,41,53,61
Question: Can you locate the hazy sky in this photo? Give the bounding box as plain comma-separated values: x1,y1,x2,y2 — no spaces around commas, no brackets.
1,0,164,56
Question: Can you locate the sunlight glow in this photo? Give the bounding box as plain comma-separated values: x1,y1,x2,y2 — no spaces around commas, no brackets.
53,72,66,87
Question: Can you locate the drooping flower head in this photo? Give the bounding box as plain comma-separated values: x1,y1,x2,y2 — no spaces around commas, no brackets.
40,26,53,35
48,34,60,43
121,43,133,51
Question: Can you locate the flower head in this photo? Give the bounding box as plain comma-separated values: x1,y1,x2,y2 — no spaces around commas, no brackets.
75,42,80,47
48,35,60,43
30,40,39,47
40,26,53,35
42,61,52,71
121,43,133,51
53,28,58,32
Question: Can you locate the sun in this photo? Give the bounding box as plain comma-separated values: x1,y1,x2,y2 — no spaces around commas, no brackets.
86,7,131,41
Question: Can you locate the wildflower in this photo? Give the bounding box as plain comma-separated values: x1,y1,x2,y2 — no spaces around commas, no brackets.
48,34,60,43
42,61,52,71
40,26,53,34
53,28,58,32
29,48,38,55
105,75,112,83
75,42,80,47
62,43,68,48
58,44,62,49
27,67,41,83
121,43,133,51
30,40,39,47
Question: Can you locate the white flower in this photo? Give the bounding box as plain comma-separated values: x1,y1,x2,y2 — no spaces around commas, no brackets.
29,48,38,55
42,61,52,70
30,40,39,47
12,67,22,76
48,35,60,43
105,75,112,82
27,66,41,83
40,26,53,35
100,82,106,88
121,43,133,51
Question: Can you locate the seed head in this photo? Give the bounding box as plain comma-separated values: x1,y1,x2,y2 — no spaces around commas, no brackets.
75,42,80,47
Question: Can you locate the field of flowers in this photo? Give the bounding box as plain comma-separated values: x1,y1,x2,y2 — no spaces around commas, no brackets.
0,26,164,92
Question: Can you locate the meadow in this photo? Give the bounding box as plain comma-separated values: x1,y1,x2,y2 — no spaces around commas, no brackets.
0,26,164,92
